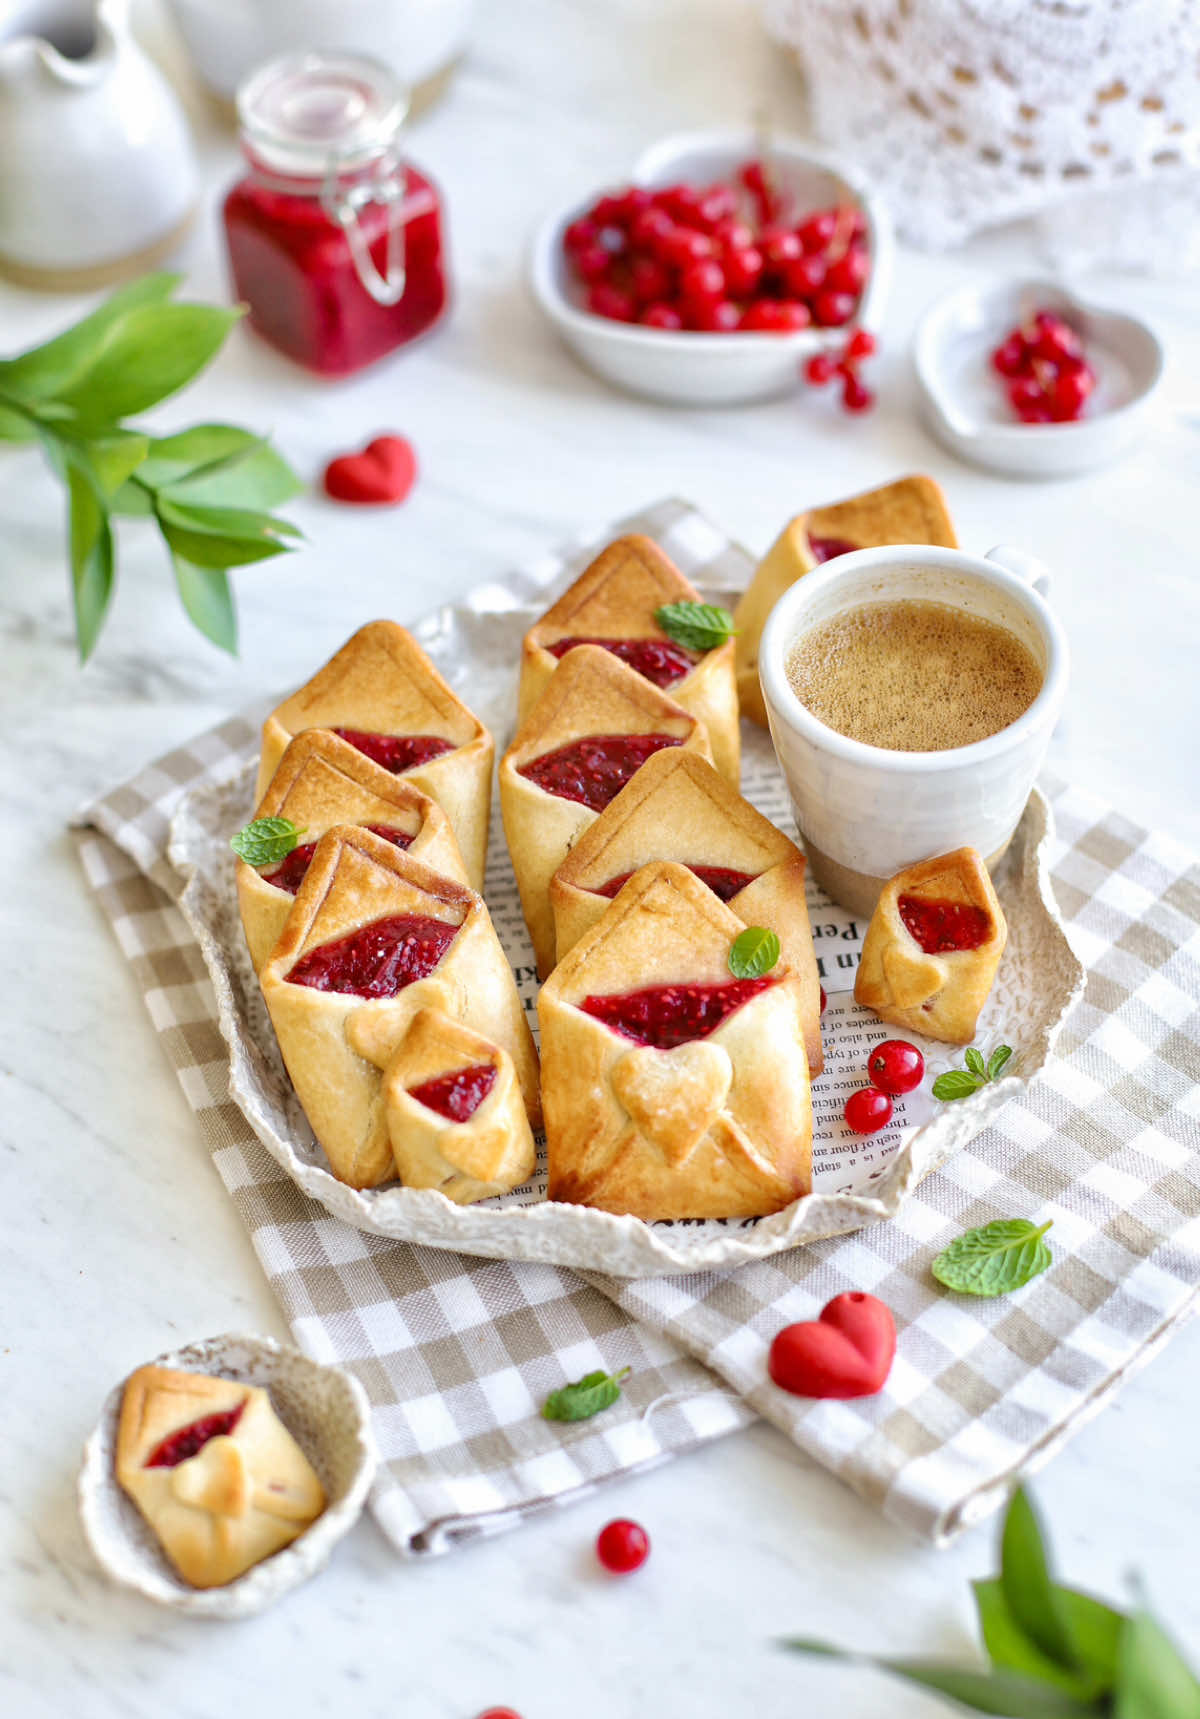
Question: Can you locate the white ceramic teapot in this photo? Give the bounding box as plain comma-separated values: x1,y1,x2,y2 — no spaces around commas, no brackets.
0,0,198,287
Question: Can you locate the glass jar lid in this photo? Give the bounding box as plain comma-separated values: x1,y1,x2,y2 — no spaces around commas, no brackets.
236,51,410,177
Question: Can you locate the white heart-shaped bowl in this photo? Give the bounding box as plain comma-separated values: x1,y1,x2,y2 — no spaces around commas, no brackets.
914,278,1164,479
79,1333,376,1617
530,126,893,406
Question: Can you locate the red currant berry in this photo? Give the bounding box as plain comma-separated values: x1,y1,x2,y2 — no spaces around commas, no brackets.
586,283,636,322
596,1518,650,1573
738,300,784,332
713,218,755,253
663,227,715,268
761,228,804,271
1051,364,1094,419
477,1710,523,1719
786,254,827,298
844,327,876,362
1009,375,1045,414
825,246,869,294
798,209,838,253
1019,401,1055,423
615,187,652,225
688,298,740,333
813,289,857,327
696,185,737,229
805,352,837,386
564,217,599,255
723,243,764,296
630,207,674,251
842,374,876,412
991,333,1029,378
630,254,672,304
844,1087,893,1134
575,244,613,284
640,301,684,330
866,1039,925,1095
679,258,726,306
773,300,813,331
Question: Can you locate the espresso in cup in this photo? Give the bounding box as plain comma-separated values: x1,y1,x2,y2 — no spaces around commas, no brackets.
785,597,1044,753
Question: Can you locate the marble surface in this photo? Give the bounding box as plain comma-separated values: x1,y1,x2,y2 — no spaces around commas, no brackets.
2,2,1198,1715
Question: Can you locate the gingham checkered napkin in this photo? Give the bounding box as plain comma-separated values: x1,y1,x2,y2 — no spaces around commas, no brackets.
75,501,1200,1553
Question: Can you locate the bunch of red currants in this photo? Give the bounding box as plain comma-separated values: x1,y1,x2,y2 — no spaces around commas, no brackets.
843,1039,925,1135
991,308,1096,424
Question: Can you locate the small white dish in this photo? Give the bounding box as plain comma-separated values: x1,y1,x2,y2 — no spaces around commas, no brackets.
530,126,893,406
79,1333,376,1618
914,278,1164,479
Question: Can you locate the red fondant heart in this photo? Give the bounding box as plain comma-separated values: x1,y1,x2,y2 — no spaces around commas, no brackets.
324,435,417,505
768,1292,896,1399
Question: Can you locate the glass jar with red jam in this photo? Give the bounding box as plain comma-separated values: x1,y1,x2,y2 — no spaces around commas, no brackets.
223,51,449,376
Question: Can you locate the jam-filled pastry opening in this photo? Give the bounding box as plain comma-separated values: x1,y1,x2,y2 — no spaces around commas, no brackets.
898,894,992,954
144,1402,246,1469
407,1062,497,1123
580,978,776,1050
261,824,414,895
591,864,758,903
330,728,456,774
806,535,859,563
544,636,696,689
518,733,682,811
287,914,459,997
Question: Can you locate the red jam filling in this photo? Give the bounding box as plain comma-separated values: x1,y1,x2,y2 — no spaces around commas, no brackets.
519,734,682,811
898,893,992,954
807,535,860,563
262,824,413,895
287,913,458,997
545,636,696,689
331,729,455,774
144,1403,246,1469
580,978,775,1049
592,865,758,902
408,1063,497,1123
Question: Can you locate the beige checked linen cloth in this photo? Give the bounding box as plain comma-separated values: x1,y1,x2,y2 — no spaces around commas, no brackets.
74,501,1200,1554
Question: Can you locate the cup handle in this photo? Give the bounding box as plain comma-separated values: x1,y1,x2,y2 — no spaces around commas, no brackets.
986,543,1052,597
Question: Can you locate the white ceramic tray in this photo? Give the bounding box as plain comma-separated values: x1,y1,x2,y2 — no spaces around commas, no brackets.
169,531,1085,1277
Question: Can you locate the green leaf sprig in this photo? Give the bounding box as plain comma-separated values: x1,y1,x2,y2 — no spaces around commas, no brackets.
782,1484,1200,1716
230,817,306,868
0,273,302,660
728,926,781,979
933,1043,1014,1102
932,1218,1054,1298
542,1366,631,1423
654,600,737,653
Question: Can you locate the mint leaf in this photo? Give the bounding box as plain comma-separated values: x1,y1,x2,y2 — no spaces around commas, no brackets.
172,557,238,656
654,600,736,653
932,1219,1053,1297
1116,1606,1200,1718
988,1044,1014,1081
779,1642,1104,1717
230,817,305,866
965,1047,987,1078
542,1365,631,1423
63,453,115,662
932,1069,985,1101
0,273,180,401
728,925,780,979
54,303,241,427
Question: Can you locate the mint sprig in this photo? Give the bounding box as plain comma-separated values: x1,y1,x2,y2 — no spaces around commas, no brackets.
782,1484,1199,1715
729,926,780,979
654,600,736,653
230,817,306,867
932,1218,1053,1298
932,1043,1014,1102
0,274,302,660
542,1366,631,1423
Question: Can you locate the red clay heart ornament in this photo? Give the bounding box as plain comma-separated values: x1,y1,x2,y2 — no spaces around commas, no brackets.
767,1292,896,1399
323,435,417,505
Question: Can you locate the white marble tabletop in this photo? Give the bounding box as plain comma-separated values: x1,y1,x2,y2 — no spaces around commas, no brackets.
3,2,1198,1715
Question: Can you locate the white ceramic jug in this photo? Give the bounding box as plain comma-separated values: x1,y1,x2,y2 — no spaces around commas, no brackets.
0,0,198,287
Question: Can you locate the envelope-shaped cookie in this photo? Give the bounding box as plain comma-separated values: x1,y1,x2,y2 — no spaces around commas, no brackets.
260,828,540,1188
237,729,469,972
538,862,812,1220
519,533,740,783
550,748,823,1073
733,476,958,724
500,646,712,978
383,1008,536,1204
116,1365,325,1589
255,621,494,889
854,847,1007,1044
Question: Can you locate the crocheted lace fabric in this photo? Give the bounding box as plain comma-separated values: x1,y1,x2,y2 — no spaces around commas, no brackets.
765,0,1200,269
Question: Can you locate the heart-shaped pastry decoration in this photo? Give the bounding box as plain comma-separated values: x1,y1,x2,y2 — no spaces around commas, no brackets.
611,1041,732,1166
767,1292,896,1399
323,435,417,506
170,1435,250,1517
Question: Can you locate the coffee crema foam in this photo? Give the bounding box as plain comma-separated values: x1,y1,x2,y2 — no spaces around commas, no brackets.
785,598,1043,752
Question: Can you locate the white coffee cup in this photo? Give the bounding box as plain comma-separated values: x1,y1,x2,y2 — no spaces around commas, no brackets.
758,544,1069,917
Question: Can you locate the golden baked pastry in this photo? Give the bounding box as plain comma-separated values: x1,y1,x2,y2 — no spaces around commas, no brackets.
499,645,712,978
550,748,823,1073
518,533,740,783
538,862,812,1220
236,729,469,972
733,476,959,724
255,621,494,889
116,1365,325,1590
259,827,540,1188
383,1008,536,1203
854,847,1007,1044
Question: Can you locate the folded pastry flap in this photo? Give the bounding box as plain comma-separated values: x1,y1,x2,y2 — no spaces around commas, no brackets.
269,621,483,748
880,939,945,1005
386,1005,503,1086
236,1391,326,1521
256,731,436,837
529,533,700,644
170,1434,251,1517
505,646,703,765
890,845,1005,930
117,1367,253,1474
805,473,958,549
566,1111,804,1219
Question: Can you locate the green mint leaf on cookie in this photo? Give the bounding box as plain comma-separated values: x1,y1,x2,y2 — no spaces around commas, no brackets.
230,817,306,867
654,600,736,653
729,926,781,979
933,1044,1015,1102
932,1218,1053,1298
542,1366,631,1423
